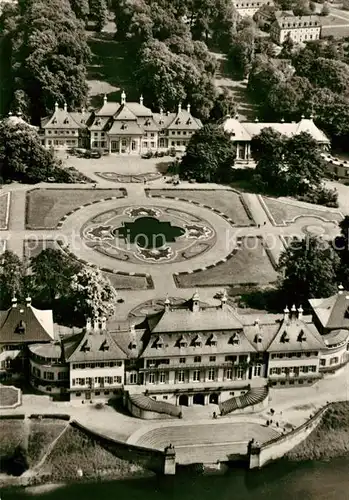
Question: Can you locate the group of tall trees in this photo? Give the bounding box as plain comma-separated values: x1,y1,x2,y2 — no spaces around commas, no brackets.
0,0,92,124
245,38,349,149
279,216,349,304
0,248,118,326
252,128,338,205
110,0,239,120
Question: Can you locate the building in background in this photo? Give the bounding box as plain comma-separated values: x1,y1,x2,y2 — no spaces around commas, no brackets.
232,0,274,18
222,115,330,164
40,92,202,154
270,14,321,44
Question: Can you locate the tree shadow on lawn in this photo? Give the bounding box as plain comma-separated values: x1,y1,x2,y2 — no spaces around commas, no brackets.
236,287,284,313
87,36,138,106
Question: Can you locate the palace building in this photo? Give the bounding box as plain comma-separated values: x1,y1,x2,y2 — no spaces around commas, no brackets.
1,287,349,415
270,14,321,44
40,92,202,154
222,115,330,164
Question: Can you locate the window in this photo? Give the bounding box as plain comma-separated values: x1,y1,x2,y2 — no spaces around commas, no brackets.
239,355,248,364
194,356,201,363
171,141,175,146
148,373,155,384
179,357,186,364
177,371,185,383
114,376,122,384
150,133,154,137
254,364,262,377
163,395,168,400
95,391,100,395
105,376,113,384
147,359,156,368
44,371,54,381
151,141,155,148
177,131,181,135
225,355,237,363
330,357,339,365
183,131,187,135
104,391,110,395
208,369,215,381
159,372,166,383
236,367,244,379
129,373,137,384
320,359,326,366
76,392,81,397
209,356,216,362
193,370,200,382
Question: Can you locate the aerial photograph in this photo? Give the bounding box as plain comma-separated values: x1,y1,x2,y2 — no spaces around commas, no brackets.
0,0,349,498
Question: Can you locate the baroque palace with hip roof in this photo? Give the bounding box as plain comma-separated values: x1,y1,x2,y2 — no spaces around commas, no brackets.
1,287,349,417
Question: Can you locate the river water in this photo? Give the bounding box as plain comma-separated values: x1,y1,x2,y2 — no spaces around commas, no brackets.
2,457,349,500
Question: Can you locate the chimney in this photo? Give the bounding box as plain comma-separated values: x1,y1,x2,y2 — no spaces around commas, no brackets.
12,296,17,308
164,296,171,312
103,94,107,104
178,103,182,113
63,102,67,112
290,304,297,320
220,289,228,309
8,111,13,117
140,95,144,106
297,306,303,320
101,317,107,331
283,306,289,320
254,117,259,122
338,284,344,295
25,296,31,307
254,318,260,327
192,290,200,313
93,317,99,332
86,317,92,333
121,90,126,105
187,103,191,113
55,102,58,112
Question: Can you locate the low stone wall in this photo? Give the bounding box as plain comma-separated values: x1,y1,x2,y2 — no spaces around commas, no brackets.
249,404,329,468
70,420,165,474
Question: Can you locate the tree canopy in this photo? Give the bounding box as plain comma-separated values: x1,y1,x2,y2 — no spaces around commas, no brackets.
0,0,91,123
279,236,340,303
0,120,83,184
179,124,235,183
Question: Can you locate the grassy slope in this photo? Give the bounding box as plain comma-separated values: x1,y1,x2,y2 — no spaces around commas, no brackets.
287,402,349,461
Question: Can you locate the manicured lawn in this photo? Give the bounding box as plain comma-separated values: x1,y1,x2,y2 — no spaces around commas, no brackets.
262,197,343,225
27,420,68,467
0,386,20,407
0,421,25,458
150,189,253,226
45,425,148,480
87,34,138,107
175,236,278,288
26,189,125,229
0,192,10,229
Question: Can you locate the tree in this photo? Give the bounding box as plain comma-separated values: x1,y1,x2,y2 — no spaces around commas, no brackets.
228,27,255,78
30,248,82,305
279,236,340,303
70,267,118,319
209,89,237,122
335,216,349,289
0,251,25,308
284,132,326,195
343,0,349,10
5,0,91,123
89,0,108,31
321,2,330,15
252,128,287,192
279,33,294,59
266,76,312,120
179,124,236,183
0,120,75,183
309,1,316,11
70,0,90,20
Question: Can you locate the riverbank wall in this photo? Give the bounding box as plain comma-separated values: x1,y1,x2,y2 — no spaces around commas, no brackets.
249,405,330,468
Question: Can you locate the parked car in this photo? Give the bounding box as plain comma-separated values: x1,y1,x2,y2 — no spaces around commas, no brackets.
141,151,153,159
169,147,176,157
89,150,102,158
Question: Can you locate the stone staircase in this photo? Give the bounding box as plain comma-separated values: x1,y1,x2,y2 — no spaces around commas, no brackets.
219,386,269,416
128,392,182,418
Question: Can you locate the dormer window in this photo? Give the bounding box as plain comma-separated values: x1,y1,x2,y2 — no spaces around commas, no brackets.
230,333,240,345
52,118,57,124
15,320,26,334
121,123,128,130
81,119,85,124
207,334,217,346
63,118,69,124
80,340,90,352
95,118,101,126
175,118,181,125
192,334,202,347
145,119,151,126
254,334,262,343
297,330,306,342
129,341,137,350
280,331,289,343
99,340,109,351
187,119,192,125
